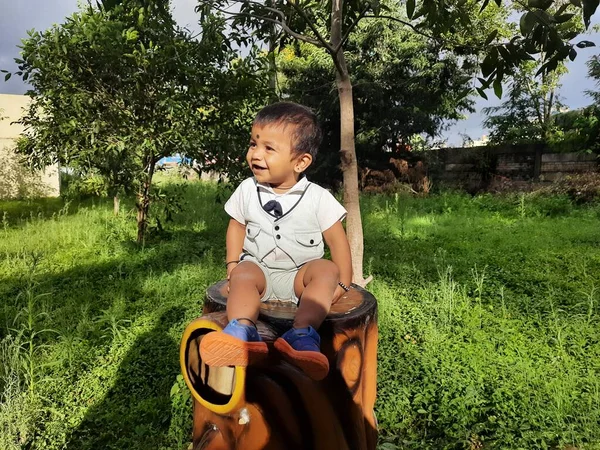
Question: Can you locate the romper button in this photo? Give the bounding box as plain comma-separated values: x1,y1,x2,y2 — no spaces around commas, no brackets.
275,226,280,231
276,234,281,239
310,239,314,244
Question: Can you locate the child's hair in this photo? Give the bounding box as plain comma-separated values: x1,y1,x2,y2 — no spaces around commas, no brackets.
254,102,322,159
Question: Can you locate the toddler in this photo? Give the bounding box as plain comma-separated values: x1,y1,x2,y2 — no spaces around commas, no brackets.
200,102,352,380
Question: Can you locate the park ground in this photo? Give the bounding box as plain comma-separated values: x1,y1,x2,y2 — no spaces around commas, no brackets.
1,177,599,450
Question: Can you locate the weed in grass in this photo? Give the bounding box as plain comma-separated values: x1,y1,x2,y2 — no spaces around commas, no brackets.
518,192,527,218
0,335,42,450
471,265,486,328
9,254,57,400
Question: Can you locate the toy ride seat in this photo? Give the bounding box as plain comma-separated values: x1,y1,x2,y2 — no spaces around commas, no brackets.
180,280,378,450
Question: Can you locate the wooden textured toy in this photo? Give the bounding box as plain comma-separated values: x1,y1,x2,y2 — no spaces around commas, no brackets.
180,280,378,450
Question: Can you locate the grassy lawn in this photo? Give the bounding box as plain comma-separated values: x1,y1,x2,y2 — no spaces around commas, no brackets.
1,179,599,449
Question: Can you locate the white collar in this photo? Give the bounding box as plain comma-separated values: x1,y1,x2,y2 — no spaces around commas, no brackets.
256,175,309,195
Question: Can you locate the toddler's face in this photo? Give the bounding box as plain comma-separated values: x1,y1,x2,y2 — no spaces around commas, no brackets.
246,123,310,190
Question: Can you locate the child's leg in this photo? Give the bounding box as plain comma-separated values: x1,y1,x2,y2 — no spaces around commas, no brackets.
293,259,339,329
274,259,339,380
200,262,268,367
226,261,267,323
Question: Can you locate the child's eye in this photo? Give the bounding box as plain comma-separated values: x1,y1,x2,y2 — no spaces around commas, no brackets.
266,146,274,152
249,142,256,148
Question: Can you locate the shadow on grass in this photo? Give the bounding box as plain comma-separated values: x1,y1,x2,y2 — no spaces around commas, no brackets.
64,307,186,450
0,226,221,337
0,196,94,228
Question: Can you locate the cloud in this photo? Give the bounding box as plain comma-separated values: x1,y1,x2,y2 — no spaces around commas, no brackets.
0,0,81,94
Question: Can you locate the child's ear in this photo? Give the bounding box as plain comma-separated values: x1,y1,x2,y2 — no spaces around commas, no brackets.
294,153,313,173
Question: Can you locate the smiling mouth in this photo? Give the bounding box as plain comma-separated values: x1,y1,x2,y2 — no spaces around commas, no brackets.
252,164,267,171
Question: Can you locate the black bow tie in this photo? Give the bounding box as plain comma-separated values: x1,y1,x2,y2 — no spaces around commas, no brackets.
263,200,283,217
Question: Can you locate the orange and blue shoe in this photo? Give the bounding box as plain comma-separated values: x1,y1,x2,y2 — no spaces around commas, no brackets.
200,319,268,367
274,326,329,381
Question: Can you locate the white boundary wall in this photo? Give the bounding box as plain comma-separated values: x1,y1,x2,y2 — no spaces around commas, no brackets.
0,94,60,198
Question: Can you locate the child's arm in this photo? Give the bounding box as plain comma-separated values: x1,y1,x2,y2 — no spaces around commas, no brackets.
323,221,352,303
226,219,246,279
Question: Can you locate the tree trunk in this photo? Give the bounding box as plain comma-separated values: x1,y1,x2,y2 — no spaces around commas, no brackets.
268,24,279,102
136,158,155,244
113,194,120,216
330,0,371,286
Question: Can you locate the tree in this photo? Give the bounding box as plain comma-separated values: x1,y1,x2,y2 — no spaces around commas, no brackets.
11,0,266,243
546,54,600,153
195,0,524,285
94,0,599,276
276,7,511,185
483,60,566,144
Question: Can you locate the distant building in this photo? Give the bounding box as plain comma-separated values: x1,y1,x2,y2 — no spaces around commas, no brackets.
469,135,489,147
0,94,59,198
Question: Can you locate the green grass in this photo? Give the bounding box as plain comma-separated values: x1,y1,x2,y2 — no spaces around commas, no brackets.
1,180,599,449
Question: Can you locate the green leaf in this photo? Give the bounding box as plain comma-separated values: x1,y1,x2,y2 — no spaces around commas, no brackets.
498,45,512,61
576,40,596,48
583,0,600,27
479,0,491,13
481,51,497,78
493,78,503,98
569,47,577,61
520,12,537,36
554,3,570,16
4,72,11,82
555,13,575,23
528,0,553,9
476,87,489,100
485,30,498,46
407,0,416,19
536,56,559,76
570,0,582,6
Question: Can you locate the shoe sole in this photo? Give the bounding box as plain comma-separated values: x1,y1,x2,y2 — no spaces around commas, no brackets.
200,332,268,367
274,338,329,381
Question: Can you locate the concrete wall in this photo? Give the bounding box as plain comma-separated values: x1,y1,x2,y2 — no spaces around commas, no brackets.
434,144,598,185
0,94,60,198
540,152,598,181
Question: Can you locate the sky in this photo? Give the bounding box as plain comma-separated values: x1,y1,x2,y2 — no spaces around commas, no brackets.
1,0,599,146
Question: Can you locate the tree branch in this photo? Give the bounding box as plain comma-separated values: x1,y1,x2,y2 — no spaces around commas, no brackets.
363,14,435,42
213,5,324,47
336,3,371,53
286,0,335,53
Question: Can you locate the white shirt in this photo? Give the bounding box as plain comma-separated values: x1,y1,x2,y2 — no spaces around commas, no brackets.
225,176,347,267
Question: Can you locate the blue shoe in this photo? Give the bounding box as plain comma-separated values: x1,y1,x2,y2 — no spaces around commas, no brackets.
222,319,263,342
274,326,329,380
281,326,321,351
200,319,267,367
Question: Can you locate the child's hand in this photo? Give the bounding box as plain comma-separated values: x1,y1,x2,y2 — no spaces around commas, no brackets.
227,262,238,280
226,262,238,292
332,285,346,305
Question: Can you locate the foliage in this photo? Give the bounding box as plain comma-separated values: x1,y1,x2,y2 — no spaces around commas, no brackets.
549,104,600,152
543,55,600,153
11,0,269,240
276,1,511,185
1,176,600,449
483,60,566,145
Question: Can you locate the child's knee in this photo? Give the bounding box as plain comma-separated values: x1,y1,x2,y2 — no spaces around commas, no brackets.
230,263,265,285
310,259,340,281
